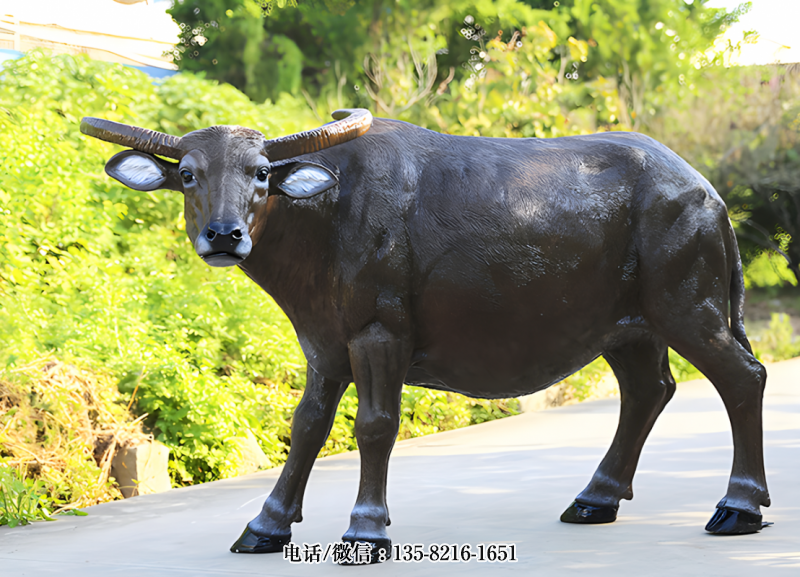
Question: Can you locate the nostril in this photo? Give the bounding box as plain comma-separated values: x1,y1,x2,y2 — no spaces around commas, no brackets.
206,230,216,241
231,229,243,241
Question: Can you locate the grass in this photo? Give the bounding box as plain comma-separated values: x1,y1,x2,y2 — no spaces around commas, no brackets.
0,466,54,528
0,359,150,521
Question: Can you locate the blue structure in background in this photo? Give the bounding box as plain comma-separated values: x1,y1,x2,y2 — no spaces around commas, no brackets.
0,48,22,65
130,64,179,79
0,48,178,79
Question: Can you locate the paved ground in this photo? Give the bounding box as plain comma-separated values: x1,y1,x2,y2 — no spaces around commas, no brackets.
2,359,799,576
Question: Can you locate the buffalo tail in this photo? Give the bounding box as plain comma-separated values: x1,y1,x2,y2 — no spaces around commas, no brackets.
730,237,753,354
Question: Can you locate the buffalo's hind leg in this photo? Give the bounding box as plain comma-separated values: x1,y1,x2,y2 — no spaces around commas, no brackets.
561,339,676,524
666,330,770,534
231,365,348,553
634,180,769,533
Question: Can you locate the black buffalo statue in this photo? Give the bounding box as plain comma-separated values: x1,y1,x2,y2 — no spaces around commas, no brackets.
81,109,770,562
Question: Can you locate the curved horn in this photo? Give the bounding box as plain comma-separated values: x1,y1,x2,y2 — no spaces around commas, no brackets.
263,108,372,162
80,117,183,159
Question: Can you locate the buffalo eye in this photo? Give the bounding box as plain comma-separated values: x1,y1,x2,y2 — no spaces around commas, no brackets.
180,169,194,184
256,167,269,182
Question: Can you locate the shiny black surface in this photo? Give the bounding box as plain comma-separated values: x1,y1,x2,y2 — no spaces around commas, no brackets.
229,527,290,553
339,538,391,565
93,113,770,561
560,500,619,524
705,507,770,535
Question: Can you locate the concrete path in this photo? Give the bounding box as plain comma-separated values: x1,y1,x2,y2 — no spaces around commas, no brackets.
2,359,799,576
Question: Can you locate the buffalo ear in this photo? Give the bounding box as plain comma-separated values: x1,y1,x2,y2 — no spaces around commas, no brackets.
104,150,182,192
276,163,338,198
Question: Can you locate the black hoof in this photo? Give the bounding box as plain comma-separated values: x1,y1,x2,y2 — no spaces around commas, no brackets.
705,507,771,535
230,527,291,553
560,500,618,524
338,537,391,565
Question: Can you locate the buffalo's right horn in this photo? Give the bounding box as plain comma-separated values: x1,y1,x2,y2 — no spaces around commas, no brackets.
80,118,183,160
264,108,372,162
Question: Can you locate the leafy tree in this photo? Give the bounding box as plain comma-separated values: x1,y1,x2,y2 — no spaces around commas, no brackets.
712,66,800,282
166,0,304,102
167,0,384,102
168,0,570,102
374,19,595,137
517,0,751,129
167,0,746,132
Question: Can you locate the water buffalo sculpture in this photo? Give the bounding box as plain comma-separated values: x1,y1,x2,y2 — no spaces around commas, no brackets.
81,109,770,562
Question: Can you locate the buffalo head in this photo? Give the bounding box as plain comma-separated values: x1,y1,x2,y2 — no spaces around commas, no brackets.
80,110,372,267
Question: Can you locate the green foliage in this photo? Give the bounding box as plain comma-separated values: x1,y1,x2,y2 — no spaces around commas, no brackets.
168,0,315,101
168,0,745,135
646,63,800,284
303,1,748,140
374,19,600,138
0,52,522,501
0,51,316,488
468,397,521,425
668,349,703,383
753,313,800,363
0,466,54,528
399,387,520,435
554,357,614,401
743,251,797,291
712,67,800,283
319,384,520,454
0,461,88,528
543,0,747,129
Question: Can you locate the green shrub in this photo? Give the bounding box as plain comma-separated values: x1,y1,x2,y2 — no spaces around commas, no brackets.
753,313,800,363
0,50,318,486
0,51,522,499
558,357,614,401
667,350,703,383
0,465,54,528
319,384,520,456
743,251,797,292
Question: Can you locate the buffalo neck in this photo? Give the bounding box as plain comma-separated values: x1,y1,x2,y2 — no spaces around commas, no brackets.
238,192,340,332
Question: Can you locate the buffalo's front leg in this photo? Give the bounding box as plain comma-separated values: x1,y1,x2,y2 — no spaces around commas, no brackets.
341,323,409,564
230,365,348,553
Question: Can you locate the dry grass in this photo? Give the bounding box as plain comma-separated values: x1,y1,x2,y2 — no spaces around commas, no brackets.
0,359,150,512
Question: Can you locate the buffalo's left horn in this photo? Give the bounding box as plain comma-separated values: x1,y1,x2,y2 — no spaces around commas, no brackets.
80,117,183,159
264,108,372,161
